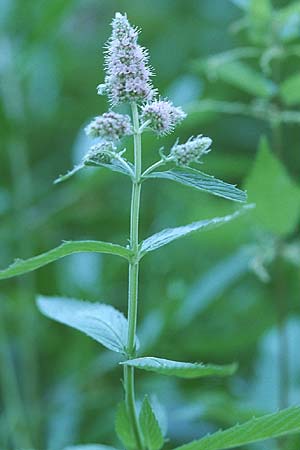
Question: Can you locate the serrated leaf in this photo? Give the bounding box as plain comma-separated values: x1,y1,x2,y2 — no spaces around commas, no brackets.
172,405,300,450
145,167,247,202
280,73,300,105
244,137,300,236
0,240,132,280
64,446,118,450
215,61,275,97
139,397,164,450
140,206,253,256
37,296,135,354
121,357,237,379
115,402,136,449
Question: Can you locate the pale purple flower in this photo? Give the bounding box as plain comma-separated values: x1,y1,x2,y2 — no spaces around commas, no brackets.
101,12,155,105
170,135,212,166
141,100,186,135
85,111,132,141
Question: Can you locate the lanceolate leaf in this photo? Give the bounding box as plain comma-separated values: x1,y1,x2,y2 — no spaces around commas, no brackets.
140,206,253,256
121,357,237,379
54,163,85,184
55,154,134,184
64,446,119,450
0,240,132,280
145,168,247,202
115,402,136,449
139,397,164,450
37,296,134,354
172,405,300,450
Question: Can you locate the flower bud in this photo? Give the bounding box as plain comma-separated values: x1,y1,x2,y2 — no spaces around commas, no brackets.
83,142,116,165
141,100,186,135
170,135,212,166
85,111,132,141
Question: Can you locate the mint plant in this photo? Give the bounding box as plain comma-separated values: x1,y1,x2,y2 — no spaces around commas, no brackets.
1,12,300,450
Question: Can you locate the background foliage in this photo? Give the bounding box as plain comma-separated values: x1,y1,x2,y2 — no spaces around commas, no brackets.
0,0,300,449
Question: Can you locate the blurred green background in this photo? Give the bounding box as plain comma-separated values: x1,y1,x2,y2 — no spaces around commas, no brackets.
1,0,300,449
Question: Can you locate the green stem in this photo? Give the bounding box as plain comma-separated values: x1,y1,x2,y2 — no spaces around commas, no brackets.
124,102,143,450
142,158,168,178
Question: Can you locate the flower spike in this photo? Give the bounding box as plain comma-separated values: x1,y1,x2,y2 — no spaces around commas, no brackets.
102,12,155,105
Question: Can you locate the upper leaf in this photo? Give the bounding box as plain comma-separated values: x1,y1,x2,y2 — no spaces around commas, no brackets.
37,296,134,354
172,405,300,450
0,240,132,280
244,137,300,236
54,153,134,184
145,167,247,202
121,357,237,378
140,206,253,256
115,402,136,449
139,397,164,450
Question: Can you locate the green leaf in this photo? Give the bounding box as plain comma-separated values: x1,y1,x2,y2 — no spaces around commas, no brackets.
244,137,300,236
54,153,134,184
115,402,136,449
121,357,237,379
140,206,253,256
248,0,272,44
215,61,275,98
280,73,300,105
37,296,134,354
63,446,118,450
276,3,300,42
249,0,272,25
172,405,300,450
0,240,132,280
54,163,85,184
145,167,247,202
139,397,164,450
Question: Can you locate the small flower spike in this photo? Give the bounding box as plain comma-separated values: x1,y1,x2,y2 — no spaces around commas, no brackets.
170,135,212,166
85,112,132,141
141,100,186,135
102,12,155,105
83,142,117,165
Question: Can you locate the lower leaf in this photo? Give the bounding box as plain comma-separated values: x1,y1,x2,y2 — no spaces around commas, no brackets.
173,405,300,450
115,402,136,449
140,396,164,450
37,296,135,354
